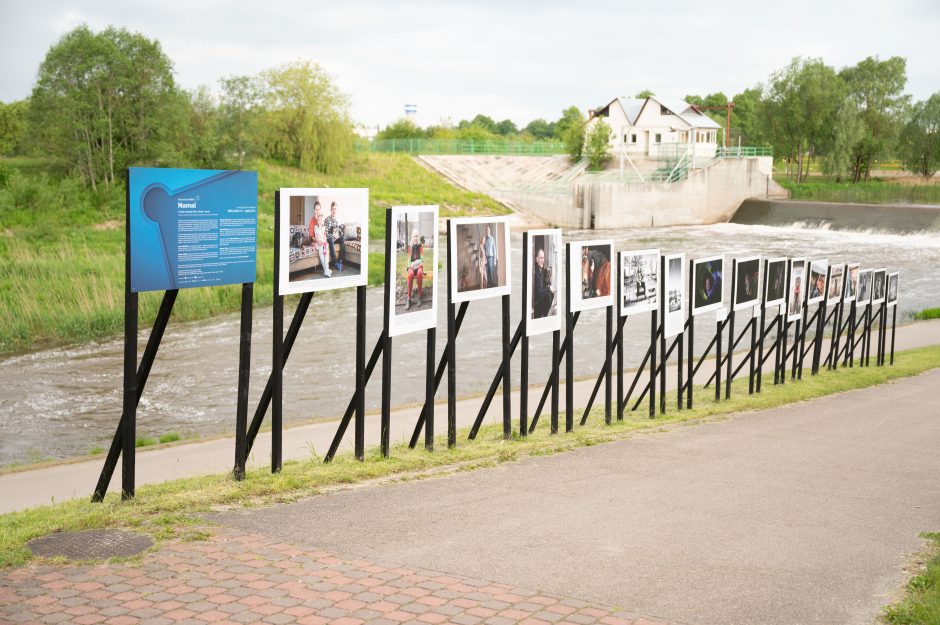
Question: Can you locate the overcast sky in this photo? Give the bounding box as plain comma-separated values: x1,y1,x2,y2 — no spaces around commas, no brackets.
1,1,938,129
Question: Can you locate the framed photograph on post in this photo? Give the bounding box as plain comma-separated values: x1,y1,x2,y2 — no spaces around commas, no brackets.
568,240,614,313
526,229,562,336
449,216,512,303
278,188,368,295
691,255,723,315
843,263,860,302
826,264,845,304
764,257,787,309
663,253,686,337
807,260,828,305
733,256,761,311
388,205,439,337
887,272,899,306
787,258,806,322
872,268,887,304
856,268,873,305
619,248,659,316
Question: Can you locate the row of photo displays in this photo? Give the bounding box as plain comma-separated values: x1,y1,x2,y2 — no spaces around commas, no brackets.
276,189,899,341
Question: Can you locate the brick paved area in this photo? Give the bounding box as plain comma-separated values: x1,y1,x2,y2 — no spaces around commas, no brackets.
0,528,678,625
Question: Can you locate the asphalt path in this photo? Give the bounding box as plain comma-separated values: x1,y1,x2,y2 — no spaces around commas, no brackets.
215,368,940,625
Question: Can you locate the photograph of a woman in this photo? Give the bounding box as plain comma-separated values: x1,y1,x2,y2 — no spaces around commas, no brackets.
388,205,439,337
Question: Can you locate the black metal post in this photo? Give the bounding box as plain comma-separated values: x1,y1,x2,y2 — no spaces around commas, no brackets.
502,294,512,439
650,310,658,418
605,305,613,424
356,286,366,460
687,259,695,408
551,329,560,433
121,291,138,499
233,282,253,481
890,304,897,365
520,233,529,436
715,315,723,402
425,327,435,451
381,213,393,458
272,192,283,473
447,221,457,447
565,242,574,432
748,312,757,395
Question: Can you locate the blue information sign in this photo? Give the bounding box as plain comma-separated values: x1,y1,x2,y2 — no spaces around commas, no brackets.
128,167,258,292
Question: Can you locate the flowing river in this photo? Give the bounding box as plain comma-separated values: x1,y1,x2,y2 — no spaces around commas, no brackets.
2,221,938,466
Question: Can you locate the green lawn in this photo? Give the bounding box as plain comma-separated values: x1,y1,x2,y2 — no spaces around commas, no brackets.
884,532,940,624
1,343,938,570
775,176,940,205
0,154,507,352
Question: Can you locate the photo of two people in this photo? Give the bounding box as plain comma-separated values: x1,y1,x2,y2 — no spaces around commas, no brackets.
452,218,510,302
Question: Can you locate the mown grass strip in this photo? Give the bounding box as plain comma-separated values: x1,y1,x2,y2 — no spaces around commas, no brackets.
1,344,939,569
883,532,940,624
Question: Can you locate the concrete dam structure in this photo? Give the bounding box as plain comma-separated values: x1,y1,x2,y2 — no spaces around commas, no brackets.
731,198,940,234
418,154,788,229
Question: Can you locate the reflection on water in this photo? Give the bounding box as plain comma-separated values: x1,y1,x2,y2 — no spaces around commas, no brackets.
1,221,938,465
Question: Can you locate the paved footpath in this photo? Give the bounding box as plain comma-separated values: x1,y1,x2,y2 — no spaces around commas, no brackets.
2,319,938,514
2,366,939,625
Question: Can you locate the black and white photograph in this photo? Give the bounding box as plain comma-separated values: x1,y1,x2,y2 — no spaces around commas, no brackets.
663,253,686,337
388,205,439,337
279,188,368,295
807,260,828,305
887,272,899,306
692,255,723,315
449,217,511,303
568,240,614,313
733,256,761,311
787,258,806,321
764,257,787,308
872,268,887,304
525,229,562,336
827,264,845,304
620,249,659,316
857,269,873,305
844,263,860,302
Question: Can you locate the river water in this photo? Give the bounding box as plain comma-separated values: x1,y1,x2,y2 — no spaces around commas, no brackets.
2,221,938,466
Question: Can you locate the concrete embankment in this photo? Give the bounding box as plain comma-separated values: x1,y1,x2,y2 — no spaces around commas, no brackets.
731,198,940,233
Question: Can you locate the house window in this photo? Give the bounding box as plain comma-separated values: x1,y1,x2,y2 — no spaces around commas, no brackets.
654,133,662,144
631,134,637,143
660,105,673,115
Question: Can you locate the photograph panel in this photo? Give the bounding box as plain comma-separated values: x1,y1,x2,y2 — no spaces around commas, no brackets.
827,264,844,304
279,188,369,295
843,263,860,302
620,249,659,316
388,205,439,337
787,258,806,321
764,258,787,308
692,256,723,315
733,256,761,311
526,229,563,336
807,260,828,305
449,216,512,303
569,240,614,313
664,253,686,337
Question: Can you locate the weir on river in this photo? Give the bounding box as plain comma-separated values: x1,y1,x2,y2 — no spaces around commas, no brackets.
1,217,938,466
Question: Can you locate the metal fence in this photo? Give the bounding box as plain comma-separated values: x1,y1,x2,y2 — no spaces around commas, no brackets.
356,138,567,156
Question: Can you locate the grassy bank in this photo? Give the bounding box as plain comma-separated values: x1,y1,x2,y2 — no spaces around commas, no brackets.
775,176,940,205
1,343,938,569
914,308,940,321
0,155,506,352
884,532,940,624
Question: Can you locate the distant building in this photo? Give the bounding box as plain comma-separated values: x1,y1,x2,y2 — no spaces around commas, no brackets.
587,96,722,159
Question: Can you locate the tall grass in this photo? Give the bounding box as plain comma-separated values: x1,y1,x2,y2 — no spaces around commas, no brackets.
0,154,507,352
776,176,940,205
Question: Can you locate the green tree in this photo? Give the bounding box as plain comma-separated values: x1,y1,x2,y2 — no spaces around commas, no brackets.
259,60,354,174
840,56,909,181
377,118,427,140
898,93,940,179
184,86,221,168
729,87,764,146
584,120,612,170
0,100,27,155
821,101,865,181
634,89,655,99
523,119,554,140
458,114,497,134
495,119,518,136
219,74,262,167
29,25,182,190
759,57,844,182
455,123,497,141
554,106,583,140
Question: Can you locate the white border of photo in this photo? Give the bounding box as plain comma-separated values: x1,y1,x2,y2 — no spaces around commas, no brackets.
568,239,615,313
388,205,440,337
448,215,513,304
525,228,563,337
